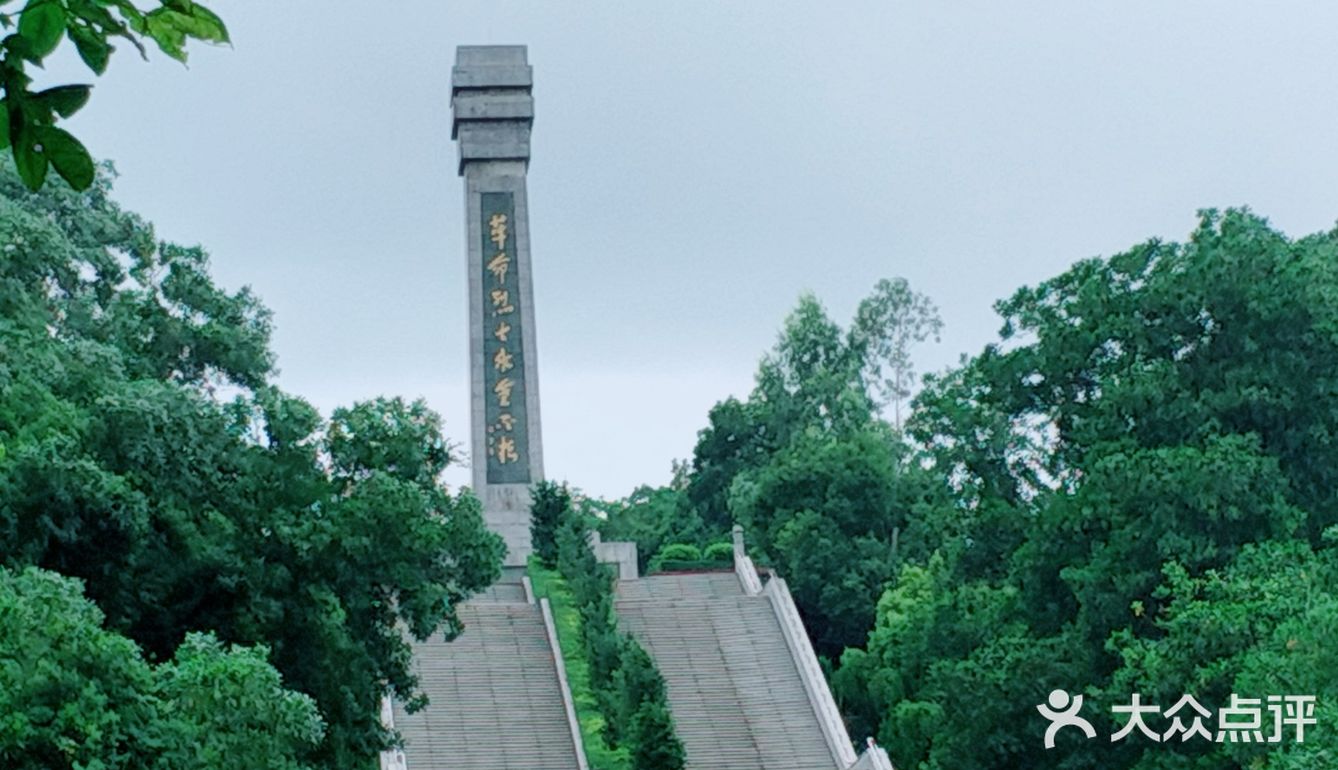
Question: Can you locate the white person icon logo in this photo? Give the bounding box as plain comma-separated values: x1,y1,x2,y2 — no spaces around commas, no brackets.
1037,690,1317,750
1038,689,1097,749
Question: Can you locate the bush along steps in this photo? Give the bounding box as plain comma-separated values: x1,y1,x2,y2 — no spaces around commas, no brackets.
530,503,687,770
646,541,736,574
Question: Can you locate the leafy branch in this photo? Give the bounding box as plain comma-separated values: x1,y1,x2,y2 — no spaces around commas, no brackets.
0,0,228,190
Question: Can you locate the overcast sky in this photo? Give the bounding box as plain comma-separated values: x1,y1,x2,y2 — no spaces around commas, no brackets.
44,1,1338,499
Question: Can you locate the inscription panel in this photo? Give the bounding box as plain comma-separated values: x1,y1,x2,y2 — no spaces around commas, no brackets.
480,191,531,484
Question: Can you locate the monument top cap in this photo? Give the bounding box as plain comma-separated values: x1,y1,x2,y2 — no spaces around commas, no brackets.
452,45,532,94
450,44,534,173
455,45,527,65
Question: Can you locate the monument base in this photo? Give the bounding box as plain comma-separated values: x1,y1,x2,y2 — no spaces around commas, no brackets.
482,483,534,567
491,508,533,567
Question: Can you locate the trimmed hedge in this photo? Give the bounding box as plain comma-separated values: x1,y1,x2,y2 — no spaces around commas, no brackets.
552,513,686,770
649,559,729,573
654,543,702,562
647,541,734,574
703,542,734,562
528,560,630,770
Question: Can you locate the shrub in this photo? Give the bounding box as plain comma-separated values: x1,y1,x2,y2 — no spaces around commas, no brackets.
546,509,686,770
629,699,685,770
655,543,702,562
703,542,734,563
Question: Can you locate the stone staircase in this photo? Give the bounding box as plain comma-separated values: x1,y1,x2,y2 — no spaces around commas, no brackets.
391,579,581,770
616,572,842,770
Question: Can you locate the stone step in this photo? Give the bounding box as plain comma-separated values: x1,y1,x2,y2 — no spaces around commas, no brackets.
614,571,744,601
616,577,840,770
392,601,581,770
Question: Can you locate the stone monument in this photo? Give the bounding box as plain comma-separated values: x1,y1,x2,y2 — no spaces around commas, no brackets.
453,45,543,566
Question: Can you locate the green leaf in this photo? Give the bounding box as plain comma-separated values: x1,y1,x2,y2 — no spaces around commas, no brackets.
144,8,187,62
105,0,147,44
5,25,42,62
17,0,65,58
12,127,48,190
0,105,9,151
181,3,228,44
68,25,112,74
36,125,94,189
35,84,91,118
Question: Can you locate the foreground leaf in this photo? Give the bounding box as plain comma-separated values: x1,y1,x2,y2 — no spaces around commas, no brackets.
35,84,91,118
68,24,112,74
12,128,48,189
36,125,93,188
17,0,66,58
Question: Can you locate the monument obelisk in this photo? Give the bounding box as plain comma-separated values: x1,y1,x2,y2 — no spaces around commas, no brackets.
452,45,544,566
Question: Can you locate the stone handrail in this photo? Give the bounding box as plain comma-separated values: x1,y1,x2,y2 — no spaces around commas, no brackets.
851,738,896,770
378,695,408,770
522,575,536,604
732,525,764,596
736,554,764,596
539,597,590,770
763,575,859,768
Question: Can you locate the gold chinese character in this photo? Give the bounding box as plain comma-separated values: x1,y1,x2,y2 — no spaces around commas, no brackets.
487,252,510,284
494,321,512,342
489,213,508,249
493,347,515,373
495,435,519,464
497,413,516,431
490,289,514,315
494,377,514,407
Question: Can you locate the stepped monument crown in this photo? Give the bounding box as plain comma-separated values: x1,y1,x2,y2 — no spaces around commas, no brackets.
453,45,544,566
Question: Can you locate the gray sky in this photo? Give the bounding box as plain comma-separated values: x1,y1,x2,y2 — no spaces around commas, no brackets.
47,1,1338,498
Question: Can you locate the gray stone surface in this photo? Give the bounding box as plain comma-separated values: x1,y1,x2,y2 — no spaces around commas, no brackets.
454,45,544,566
539,598,590,770
589,531,640,580
616,572,842,770
393,590,581,770
763,576,858,767
452,91,535,124
451,45,533,94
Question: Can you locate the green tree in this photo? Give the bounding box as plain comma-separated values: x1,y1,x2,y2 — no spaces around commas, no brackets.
628,698,686,770
844,209,1338,769
597,483,707,574
850,277,943,430
0,159,504,769
1107,537,1338,770
0,566,325,770
666,283,947,658
684,396,772,532
0,0,228,190
686,291,878,531
729,427,935,655
531,480,573,568
754,291,874,436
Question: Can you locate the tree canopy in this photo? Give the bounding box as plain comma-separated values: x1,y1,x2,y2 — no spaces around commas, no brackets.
0,158,504,768
598,284,944,658
838,209,1338,768
1,566,325,770
597,209,1336,769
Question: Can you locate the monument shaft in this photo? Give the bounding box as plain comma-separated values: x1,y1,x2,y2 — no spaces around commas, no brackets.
453,46,543,565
